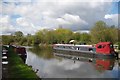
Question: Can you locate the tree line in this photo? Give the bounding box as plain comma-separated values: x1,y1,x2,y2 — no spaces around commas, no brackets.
1,21,120,47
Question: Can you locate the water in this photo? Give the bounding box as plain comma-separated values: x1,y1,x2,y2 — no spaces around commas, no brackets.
25,46,120,78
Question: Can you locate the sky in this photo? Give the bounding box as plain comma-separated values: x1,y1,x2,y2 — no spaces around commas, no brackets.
0,0,120,35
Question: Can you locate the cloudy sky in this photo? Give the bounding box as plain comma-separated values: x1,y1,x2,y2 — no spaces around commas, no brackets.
0,0,119,35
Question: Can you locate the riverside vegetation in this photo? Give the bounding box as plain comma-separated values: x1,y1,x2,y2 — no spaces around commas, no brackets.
2,46,40,79
1,21,120,49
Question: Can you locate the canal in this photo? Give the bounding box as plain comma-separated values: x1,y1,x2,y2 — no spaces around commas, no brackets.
25,46,120,78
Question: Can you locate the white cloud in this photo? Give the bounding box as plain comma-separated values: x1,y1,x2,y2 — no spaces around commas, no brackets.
1,0,116,34
104,14,118,19
3,0,116,2
17,17,30,27
57,13,88,25
57,18,70,25
0,15,16,35
104,14,119,25
64,14,88,25
3,0,32,2
15,5,30,16
16,17,37,34
0,25,15,34
0,15,10,23
42,10,55,17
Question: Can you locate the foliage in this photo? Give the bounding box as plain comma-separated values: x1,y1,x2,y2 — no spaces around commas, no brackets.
2,35,14,45
14,31,23,37
118,29,120,42
26,34,34,46
4,46,39,79
90,21,107,43
90,21,118,44
1,21,119,45
81,33,91,43
72,32,81,41
117,42,120,50
54,28,73,43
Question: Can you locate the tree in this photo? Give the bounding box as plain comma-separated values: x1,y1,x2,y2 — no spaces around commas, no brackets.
90,21,108,43
90,21,118,43
72,32,81,41
34,30,44,45
19,37,27,45
80,33,91,43
14,31,24,44
2,35,14,45
108,27,118,43
54,28,73,43
118,28,120,42
26,34,34,46
14,31,23,37
45,30,56,44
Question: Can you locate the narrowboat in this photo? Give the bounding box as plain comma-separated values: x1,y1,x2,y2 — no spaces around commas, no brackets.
53,42,117,58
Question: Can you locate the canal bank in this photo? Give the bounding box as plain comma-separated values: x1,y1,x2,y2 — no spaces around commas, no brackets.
2,46,40,79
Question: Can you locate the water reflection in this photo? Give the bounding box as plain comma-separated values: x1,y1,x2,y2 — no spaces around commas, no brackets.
54,53,115,72
20,54,27,63
26,46,119,78
28,46,54,59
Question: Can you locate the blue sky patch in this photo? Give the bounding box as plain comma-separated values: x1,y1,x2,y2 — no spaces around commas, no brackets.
110,2,119,14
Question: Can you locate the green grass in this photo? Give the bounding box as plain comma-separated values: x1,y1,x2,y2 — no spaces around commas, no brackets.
5,46,40,79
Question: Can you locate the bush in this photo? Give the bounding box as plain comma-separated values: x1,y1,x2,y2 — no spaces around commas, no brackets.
118,42,120,50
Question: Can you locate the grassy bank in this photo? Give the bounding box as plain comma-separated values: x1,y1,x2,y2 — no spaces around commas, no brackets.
4,46,40,79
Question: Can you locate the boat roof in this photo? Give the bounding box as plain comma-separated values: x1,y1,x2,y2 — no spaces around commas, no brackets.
54,44,93,47
97,42,112,45
54,44,74,46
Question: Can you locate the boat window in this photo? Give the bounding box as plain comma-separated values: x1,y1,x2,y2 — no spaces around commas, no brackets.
89,48,93,51
56,46,59,48
110,44,113,48
76,48,79,50
93,48,96,52
97,45,102,48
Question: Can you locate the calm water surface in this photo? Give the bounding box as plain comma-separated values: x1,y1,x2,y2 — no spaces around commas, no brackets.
25,46,120,78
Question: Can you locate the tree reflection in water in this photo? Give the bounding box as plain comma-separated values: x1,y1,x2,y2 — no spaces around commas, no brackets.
29,45,54,59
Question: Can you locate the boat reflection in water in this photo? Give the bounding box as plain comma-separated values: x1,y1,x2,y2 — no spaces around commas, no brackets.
53,52,115,71
14,46,27,63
